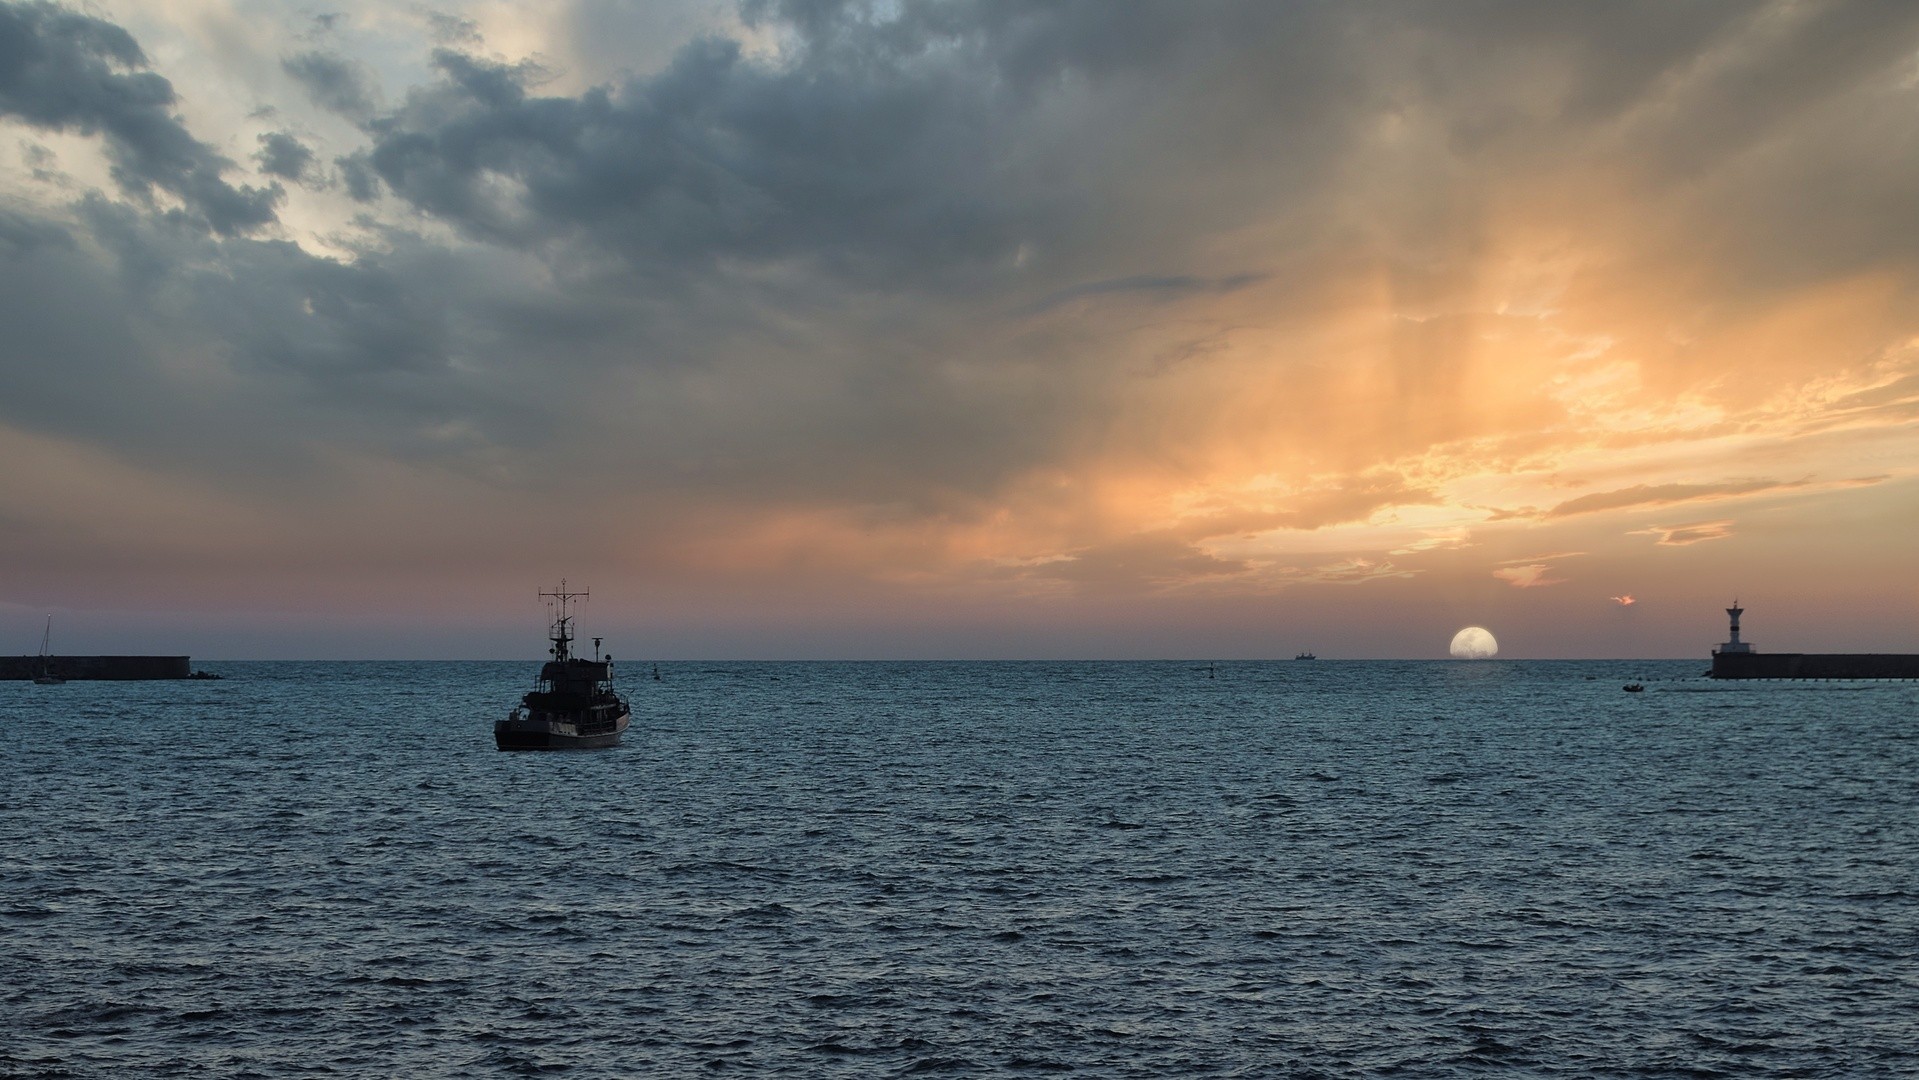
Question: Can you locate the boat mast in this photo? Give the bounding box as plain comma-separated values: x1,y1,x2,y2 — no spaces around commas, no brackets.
539,581,588,662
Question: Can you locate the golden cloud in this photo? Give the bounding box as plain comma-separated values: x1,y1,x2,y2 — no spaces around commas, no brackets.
1498,551,1587,565
1281,557,1417,586
1541,480,1807,519
1492,563,1566,588
1631,520,1736,546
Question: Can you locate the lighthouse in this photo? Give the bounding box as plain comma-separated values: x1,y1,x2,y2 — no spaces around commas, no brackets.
1719,601,1753,655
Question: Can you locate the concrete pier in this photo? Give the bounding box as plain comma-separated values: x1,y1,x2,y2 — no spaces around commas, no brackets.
1706,603,1919,679
1710,651,1919,680
2,655,193,680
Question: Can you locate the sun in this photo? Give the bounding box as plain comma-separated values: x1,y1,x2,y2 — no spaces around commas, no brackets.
1450,626,1499,659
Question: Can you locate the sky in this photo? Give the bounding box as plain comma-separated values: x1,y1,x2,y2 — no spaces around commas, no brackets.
2,0,1918,660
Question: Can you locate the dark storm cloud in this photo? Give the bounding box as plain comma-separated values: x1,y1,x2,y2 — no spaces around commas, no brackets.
343,1,1388,293
8,0,1919,582
423,12,482,46
358,38,1027,280
336,0,1907,310
0,205,71,251
0,0,278,235
14,189,751,485
334,151,380,200
2,177,632,504
17,137,58,180
282,49,379,118
203,242,452,378
0,199,207,464
0,197,457,467
255,131,315,181
1616,0,1919,181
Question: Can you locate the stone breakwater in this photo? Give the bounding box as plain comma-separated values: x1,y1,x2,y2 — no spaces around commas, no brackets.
1,655,191,679
1711,651,1919,679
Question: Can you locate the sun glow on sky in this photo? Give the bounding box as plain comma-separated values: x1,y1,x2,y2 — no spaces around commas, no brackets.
2,1,1918,658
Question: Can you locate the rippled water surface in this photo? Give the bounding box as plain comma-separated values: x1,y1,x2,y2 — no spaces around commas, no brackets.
4,660,1917,1077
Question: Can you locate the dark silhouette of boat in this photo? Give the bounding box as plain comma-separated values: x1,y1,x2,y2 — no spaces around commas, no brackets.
495,582,629,750
1294,651,1316,661
1623,683,1644,693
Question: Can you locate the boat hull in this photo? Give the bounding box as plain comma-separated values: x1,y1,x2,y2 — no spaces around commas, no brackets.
494,711,629,751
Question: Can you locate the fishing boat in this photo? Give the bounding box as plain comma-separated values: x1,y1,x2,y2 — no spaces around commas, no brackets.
33,616,64,685
494,582,630,750
1294,651,1316,661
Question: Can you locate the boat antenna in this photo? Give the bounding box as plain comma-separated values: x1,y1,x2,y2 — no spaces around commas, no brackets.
538,579,589,663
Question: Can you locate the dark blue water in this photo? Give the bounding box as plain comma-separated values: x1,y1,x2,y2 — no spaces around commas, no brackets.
4,661,1916,1077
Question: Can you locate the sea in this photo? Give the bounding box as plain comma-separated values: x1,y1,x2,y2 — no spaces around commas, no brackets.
3,660,1916,1078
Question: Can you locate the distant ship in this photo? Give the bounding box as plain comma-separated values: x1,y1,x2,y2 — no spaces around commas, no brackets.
495,583,630,750
1294,651,1316,661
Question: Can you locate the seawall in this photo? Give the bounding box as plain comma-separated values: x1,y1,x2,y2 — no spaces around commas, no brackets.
2,655,193,680
1711,652,1919,680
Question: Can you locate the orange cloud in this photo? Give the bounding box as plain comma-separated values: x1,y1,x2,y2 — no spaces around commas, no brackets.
1499,551,1587,564
1280,557,1417,586
1541,480,1806,519
1166,472,1442,541
1492,563,1566,588
1011,533,1251,592
1631,520,1736,546
1488,550,1583,588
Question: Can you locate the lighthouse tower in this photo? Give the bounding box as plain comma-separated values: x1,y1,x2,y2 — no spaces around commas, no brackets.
1719,601,1753,654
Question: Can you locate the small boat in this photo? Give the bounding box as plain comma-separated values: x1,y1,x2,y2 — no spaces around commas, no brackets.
1295,651,1316,661
33,616,64,685
1623,683,1644,693
495,582,630,751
